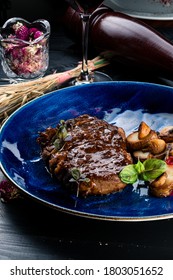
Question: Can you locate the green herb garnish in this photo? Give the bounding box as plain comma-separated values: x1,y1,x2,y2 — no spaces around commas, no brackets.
140,159,167,181
120,159,166,184
69,168,90,206
53,120,69,150
57,120,68,140
69,168,90,184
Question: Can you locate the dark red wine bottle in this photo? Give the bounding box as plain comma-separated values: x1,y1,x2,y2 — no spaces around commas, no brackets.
63,5,173,80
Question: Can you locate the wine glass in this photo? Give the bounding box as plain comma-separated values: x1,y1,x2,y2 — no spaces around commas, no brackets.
65,0,111,84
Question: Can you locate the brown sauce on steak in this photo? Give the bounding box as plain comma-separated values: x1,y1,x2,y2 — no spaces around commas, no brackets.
37,114,133,196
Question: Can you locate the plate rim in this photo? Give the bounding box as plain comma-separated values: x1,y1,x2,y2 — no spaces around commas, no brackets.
105,0,173,20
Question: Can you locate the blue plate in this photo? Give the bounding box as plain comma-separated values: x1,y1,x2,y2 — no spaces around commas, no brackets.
1,81,173,221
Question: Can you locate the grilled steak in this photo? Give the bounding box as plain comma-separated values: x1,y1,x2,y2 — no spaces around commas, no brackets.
37,114,133,196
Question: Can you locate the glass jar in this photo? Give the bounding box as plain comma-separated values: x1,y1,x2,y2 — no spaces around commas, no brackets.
0,17,50,82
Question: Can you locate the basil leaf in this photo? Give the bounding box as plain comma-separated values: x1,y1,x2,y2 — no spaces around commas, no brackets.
134,160,145,174
119,164,138,184
141,159,166,181
119,158,167,184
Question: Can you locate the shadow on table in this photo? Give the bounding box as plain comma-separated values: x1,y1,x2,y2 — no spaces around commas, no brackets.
1,195,173,260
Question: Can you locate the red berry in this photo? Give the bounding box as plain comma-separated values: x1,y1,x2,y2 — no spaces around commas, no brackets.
166,156,173,165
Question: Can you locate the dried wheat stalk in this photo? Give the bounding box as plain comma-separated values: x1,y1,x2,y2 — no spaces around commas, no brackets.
0,51,114,125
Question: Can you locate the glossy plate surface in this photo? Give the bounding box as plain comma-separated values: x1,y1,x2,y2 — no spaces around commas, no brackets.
105,0,173,20
1,81,173,221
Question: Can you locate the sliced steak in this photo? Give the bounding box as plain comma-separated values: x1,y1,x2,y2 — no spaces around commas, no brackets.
37,114,133,196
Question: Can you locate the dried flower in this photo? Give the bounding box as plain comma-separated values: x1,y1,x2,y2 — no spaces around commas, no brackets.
13,22,29,40
34,30,43,39
0,179,21,202
29,27,43,39
29,27,38,34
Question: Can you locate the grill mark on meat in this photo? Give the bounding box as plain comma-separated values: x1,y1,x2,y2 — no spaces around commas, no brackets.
37,114,133,196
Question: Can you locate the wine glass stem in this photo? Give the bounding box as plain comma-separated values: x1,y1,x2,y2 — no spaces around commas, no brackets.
80,13,91,82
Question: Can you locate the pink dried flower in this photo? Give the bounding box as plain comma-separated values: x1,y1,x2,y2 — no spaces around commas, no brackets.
29,27,38,35
8,34,16,39
34,30,43,39
13,22,29,40
0,179,21,202
17,26,29,40
11,48,20,59
29,27,43,39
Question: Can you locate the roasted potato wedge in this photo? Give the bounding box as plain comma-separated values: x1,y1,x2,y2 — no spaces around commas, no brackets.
149,165,173,197
148,139,166,155
159,126,173,143
138,121,151,139
126,130,158,151
150,172,167,188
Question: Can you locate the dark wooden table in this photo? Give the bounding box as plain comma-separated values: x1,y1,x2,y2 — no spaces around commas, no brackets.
1,14,173,260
